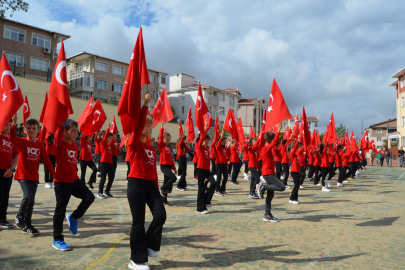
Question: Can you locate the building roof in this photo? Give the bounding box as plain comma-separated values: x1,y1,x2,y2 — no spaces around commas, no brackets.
369,118,397,128
390,81,398,87
4,18,70,39
307,117,319,121
392,67,405,79
238,98,261,104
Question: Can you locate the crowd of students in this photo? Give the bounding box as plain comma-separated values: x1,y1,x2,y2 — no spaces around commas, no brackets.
0,92,369,270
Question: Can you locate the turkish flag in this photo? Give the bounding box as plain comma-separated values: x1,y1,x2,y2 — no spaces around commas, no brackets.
178,119,184,138
110,115,118,134
195,82,211,134
237,118,245,144
151,88,174,129
120,135,128,148
249,124,254,138
0,53,24,132
151,97,162,129
292,113,300,138
38,93,49,142
81,100,107,136
350,130,358,151
261,111,266,132
300,106,311,148
371,139,377,153
77,96,93,126
186,106,195,143
224,108,239,141
42,41,73,134
311,129,316,146
117,27,150,135
328,113,337,142
38,125,49,142
22,95,31,125
264,78,293,131
316,130,321,147
361,130,369,151
283,125,290,140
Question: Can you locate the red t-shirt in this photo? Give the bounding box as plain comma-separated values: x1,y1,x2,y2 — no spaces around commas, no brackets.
314,151,321,166
54,140,79,183
289,142,300,173
280,139,292,164
215,139,227,164
258,132,280,176
321,146,329,168
328,151,336,163
336,150,344,167
230,142,240,163
80,137,93,161
342,151,350,167
196,133,210,170
177,137,189,157
95,137,101,155
360,151,366,160
127,106,158,187
193,146,198,163
297,148,306,167
112,140,119,156
246,140,260,168
308,151,314,165
158,128,176,170
45,140,57,156
100,132,113,164
0,134,19,170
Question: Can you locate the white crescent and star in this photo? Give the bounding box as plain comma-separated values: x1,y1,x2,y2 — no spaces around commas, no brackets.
1,70,18,92
229,119,232,128
197,96,202,110
267,106,273,113
24,103,29,113
2,92,7,102
55,60,67,87
111,122,115,132
92,110,101,124
270,93,274,103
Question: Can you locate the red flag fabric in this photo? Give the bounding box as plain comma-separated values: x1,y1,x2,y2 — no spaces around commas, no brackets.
250,124,254,138
117,27,150,135
237,118,245,144
292,113,300,138
110,115,118,134
371,139,377,153
299,107,311,148
178,119,184,138
186,107,195,143
350,130,358,151
316,130,321,147
42,41,73,134
38,125,49,142
39,93,48,123
151,88,174,129
195,82,211,133
283,125,290,140
261,111,266,132
22,95,31,125
224,108,239,141
120,135,128,148
311,129,316,146
151,96,162,129
77,96,93,126
361,130,370,150
213,114,219,141
81,100,107,136
0,53,24,132
328,113,337,142
264,78,293,131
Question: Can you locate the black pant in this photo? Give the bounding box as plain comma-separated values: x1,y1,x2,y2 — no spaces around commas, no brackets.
45,154,56,183
345,166,351,178
127,162,131,179
228,160,232,175
160,165,177,193
210,158,216,175
177,156,187,189
99,162,114,193
338,167,346,183
215,164,228,192
349,162,356,178
307,164,314,179
17,180,38,227
321,167,328,186
244,160,249,174
194,163,198,178
95,154,101,172
299,166,306,185
112,155,118,178
231,162,240,182
127,178,166,263
362,160,367,167
249,167,260,194
328,162,336,180
197,169,216,212
275,161,282,180
79,160,97,183
281,163,289,185
314,166,321,185
0,171,12,222
53,179,94,241
290,172,300,201
262,175,285,215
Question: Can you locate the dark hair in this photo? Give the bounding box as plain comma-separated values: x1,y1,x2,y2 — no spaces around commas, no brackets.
215,136,223,148
248,137,257,146
281,139,287,146
298,142,304,148
25,119,40,129
195,133,201,144
164,132,171,138
47,133,54,144
264,131,275,143
337,144,343,151
107,132,113,137
319,143,325,153
287,141,296,154
205,133,211,141
64,119,78,131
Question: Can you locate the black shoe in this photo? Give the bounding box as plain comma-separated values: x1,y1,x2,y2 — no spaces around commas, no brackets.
0,220,14,229
87,181,94,189
15,214,25,229
163,200,171,206
104,192,113,198
160,189,167,198
231,181,239,185
251,194,259,199
263,214,279,222
257,183,266,199
22,226,40,235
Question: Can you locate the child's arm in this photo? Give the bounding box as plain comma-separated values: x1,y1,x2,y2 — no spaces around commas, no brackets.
127,106,148,152
40,144,55,176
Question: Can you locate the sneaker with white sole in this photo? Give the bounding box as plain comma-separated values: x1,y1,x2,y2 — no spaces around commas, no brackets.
128,261,150,270
52,240,71,251
263,214,279,222
285,186,291,189
256,183,266,199
0,220,14,229
104,192,113,198
15,214,24,228
213,175,217,181
176,176,181,180
299,185,304,190
97,193,106,199
22,226,40,235
322,186,331,192
45,183,52,189
176,187,185,191
50,183,54,188
147,248,158,257
196,210,209,214
215,191,223,196
326,180,331,188
289,200,300,205
316,183,321,186
337,182,344,187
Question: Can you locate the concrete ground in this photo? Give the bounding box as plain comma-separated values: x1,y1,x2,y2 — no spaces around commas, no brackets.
1,163,405,270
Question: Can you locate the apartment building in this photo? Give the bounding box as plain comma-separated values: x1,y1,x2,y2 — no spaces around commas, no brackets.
0,18,70,81
281,116,319,132
66,52,167,105
237,98,268,134
392,68,405,147
167,73,242,129
366,119,397,148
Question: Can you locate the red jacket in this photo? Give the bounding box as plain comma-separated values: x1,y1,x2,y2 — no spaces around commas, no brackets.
45,140,56,156
215,138,228,164
289,142,300,173
158,128,176,170
321,143,329,168
257,131,280,175
196,132,210,170
0,133,19,170
79,136,93,161
230,142,240,163
246,139,260,168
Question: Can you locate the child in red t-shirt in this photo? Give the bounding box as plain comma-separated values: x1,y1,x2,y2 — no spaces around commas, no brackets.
98,125,114,198
79,134,97,189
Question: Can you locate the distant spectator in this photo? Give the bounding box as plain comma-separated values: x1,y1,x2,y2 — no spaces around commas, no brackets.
384,147,390,166
398,147,405,167
379,148,385,166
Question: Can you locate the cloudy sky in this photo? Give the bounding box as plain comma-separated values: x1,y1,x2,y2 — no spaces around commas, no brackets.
8,0,405,136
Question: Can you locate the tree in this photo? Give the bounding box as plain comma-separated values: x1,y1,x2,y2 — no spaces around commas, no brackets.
335,123,346,138
169,105,178,123
214,126,229,139
0,0,29,19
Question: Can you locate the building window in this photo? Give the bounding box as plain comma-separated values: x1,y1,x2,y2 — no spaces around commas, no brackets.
208,106,212,113
402,97,405,107
181,120,185,124
82,93,91,100
112,65,125,76
66,65,70,73
181,106,185,114
401,76,405,88
95,80,107,90
219,106,225,115
161,74,166,84
388,127,397,134
111,82,123,93
149,74,156,83
4,26,25,42
150,91,156,99
4,51,23,67
229,96,234,106
86,61,90,71
219,121,224,127
71,73,91,88
32,33,50,49
377,137,382,142
376,128,382,133
75,63,84,72
83,73,91,86
402,117,405,127
30,57,49,72
220,93,225,101
95,61,108,72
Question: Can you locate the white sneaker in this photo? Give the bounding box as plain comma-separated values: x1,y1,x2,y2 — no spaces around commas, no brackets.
213,175,217,181
337,182,344,187
176,187,185,191
280,176,284,180
244,176,249,180
316,183,321,186
177,176,181,180
285,186,291,189
260,176,265,183
244,173,248,178
97,172,101,177
289,200,300,205
114,178,118,181
322,186,331,192
299,185,304,190
128,260,150,270
326,180,331,188
147,248,158,258
355,171,360,176
45,183,52,189
228,174,231,178
50,183,54,188
196,210,209,214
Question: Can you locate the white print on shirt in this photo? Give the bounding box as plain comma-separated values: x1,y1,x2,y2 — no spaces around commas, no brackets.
87,144,92,152
145,148,155,165
204,150,209,158
2,139,12,154
27,147,40,161
66,149,78,164
107,146,112,153
165,146,171,155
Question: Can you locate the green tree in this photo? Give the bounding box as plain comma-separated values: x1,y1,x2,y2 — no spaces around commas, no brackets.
335,123,346,138
0,0,29,19
169,105,178,123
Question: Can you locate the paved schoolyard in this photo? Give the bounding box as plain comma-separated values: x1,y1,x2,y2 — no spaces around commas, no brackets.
1,163,405,269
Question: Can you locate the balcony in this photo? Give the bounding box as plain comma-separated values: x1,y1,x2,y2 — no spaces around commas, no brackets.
206,97,219,106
